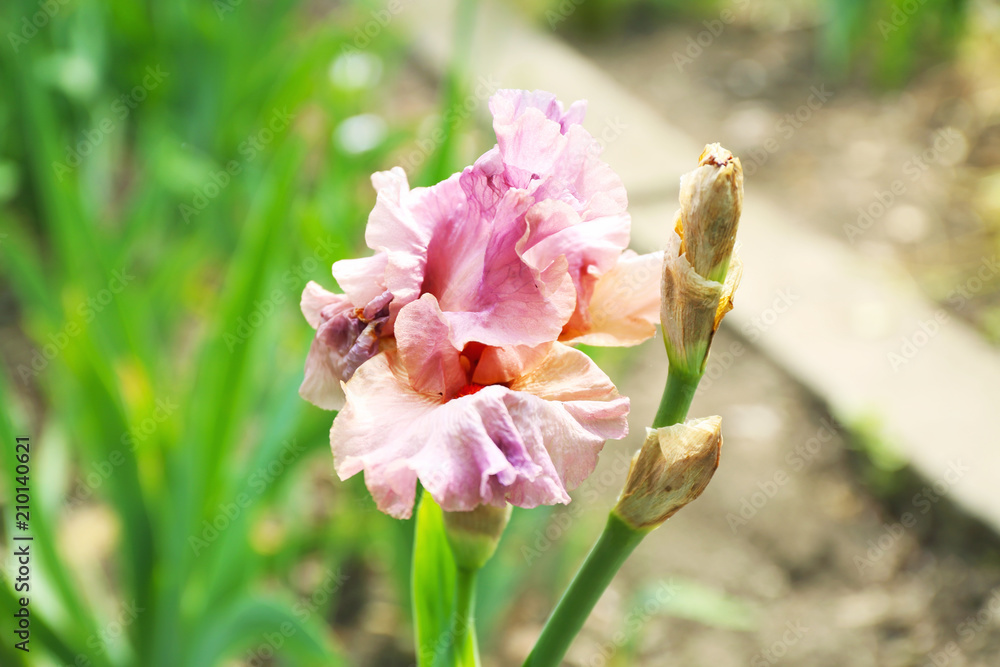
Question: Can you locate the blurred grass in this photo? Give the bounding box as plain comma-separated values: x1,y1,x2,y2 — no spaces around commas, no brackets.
0,0,421,664
820,0,969,86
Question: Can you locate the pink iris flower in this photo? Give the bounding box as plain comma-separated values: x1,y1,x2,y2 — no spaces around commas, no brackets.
301,89,662,518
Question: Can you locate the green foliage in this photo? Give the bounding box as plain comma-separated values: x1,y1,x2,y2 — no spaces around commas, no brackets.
821,0,970,86
528,0,725,36
0,0,411,664
412,494,477,667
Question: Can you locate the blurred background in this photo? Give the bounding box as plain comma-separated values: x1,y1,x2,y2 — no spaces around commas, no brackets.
1,0,999,665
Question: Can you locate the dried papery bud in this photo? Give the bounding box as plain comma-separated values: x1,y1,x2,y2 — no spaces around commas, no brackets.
714,253,742,330
443,503,512,570
661,144,744,375
613,416,722,531
661,245,743,375
676,144,743,284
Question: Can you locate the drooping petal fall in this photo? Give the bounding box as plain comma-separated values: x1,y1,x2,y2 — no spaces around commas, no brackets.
331,344,628,519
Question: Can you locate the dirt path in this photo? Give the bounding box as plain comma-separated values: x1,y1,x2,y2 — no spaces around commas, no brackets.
578,16,1000,341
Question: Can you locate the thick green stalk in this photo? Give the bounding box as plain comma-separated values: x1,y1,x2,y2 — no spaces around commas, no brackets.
653,368,703,428
524,364,704,667
446,568,479,667
522,514,648,667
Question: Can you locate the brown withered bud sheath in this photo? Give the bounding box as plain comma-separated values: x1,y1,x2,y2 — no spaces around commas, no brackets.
661,144,744,375
676,144,743,284
614,416,722,531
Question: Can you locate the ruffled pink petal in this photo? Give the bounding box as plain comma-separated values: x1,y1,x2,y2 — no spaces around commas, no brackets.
333,168,468,322
420,174,577,348
420,174,509,313
331,344,628,519
299,290,354,411
377,173,467,314
482,90,636,332
530,124,629,219
331,352,541,518
563,250,664,347
299,285,392,411
300,337,348,411
301,281,346,329
490,89,585,132
472,343,551,386
506,342,630,491
523,199,629,274
490,90,628,224
326,91,634,357
492,104,568,182
331,254,387,308
394,294,467,398
519,198,630,329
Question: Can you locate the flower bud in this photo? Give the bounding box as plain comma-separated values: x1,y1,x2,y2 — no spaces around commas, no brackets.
676,144,743,284
661,144,744,375
613,416,722,531
443,503,512,570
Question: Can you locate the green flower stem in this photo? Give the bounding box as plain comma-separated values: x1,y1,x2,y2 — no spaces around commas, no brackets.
653,367,703,428
523,513,649,667
446,567,479,667
524,364,705,667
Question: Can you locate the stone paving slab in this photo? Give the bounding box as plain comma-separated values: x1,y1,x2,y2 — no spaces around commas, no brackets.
402,2,1000,534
